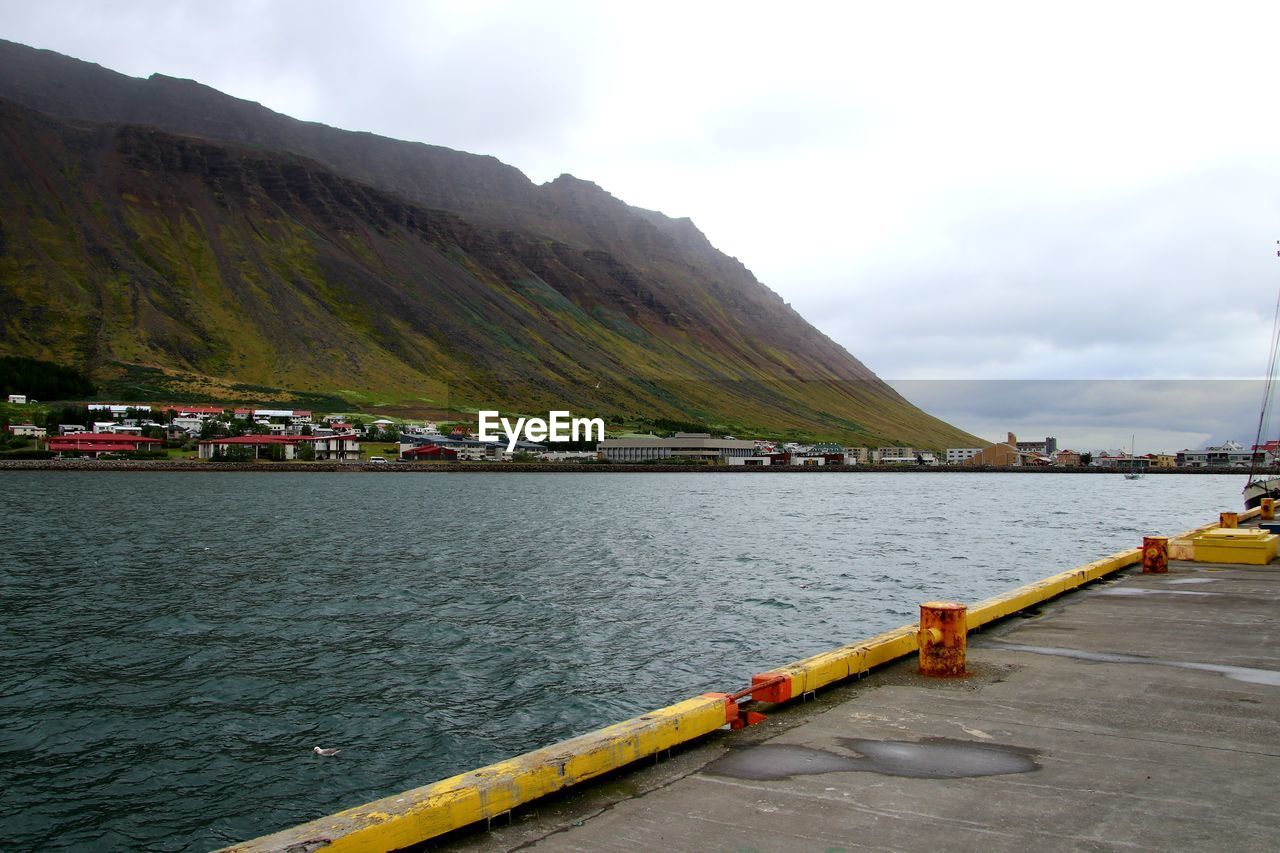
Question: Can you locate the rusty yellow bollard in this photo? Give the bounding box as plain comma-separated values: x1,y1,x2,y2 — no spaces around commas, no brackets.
1220,511,1239,529
1262,499,1276,521
918,601,967,677
1142,536,1169,574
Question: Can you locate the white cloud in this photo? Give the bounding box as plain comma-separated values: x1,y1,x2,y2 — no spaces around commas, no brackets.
891,379,1267,452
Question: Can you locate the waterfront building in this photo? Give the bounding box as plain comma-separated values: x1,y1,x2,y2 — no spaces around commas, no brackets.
1176,449,1208,468
46,432,165,457
309,434,361,461
1094,452,1154,471
946,447,982,464
196,433,361,461
198,435,303,460
400,433,545,460
726,455,775,466
1253,439,1280,460
401,444,458,461
963,438,1021,466
538,451,600,463
1176,443,1259,468
790,455,827,466
875,447,916,464
1054,449,1082,466
598,433,756,463
1204,442,1262,467
844,447,870,464
1015,436,1058,456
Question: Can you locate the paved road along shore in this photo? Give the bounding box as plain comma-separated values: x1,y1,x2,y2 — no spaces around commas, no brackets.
453,557,1280,851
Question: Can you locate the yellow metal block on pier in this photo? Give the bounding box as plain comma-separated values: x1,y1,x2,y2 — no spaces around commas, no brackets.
1190,528,1279,565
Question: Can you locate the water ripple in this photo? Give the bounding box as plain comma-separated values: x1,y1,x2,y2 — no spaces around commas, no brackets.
0,470,1241,850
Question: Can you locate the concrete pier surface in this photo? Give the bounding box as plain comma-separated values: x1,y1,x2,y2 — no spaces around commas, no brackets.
452,560,1280,852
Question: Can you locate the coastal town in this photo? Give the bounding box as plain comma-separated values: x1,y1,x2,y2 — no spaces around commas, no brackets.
1,396,1269,470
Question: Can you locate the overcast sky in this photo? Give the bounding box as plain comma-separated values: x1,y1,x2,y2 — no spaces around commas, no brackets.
3,1,1278,449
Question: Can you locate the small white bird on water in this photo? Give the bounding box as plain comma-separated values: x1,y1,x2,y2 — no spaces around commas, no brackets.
313,746,341,756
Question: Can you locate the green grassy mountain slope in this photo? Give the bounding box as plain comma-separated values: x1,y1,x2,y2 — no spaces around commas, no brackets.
0,41,979,448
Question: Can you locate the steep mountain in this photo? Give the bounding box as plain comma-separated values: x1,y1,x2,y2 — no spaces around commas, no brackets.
0,39,978,447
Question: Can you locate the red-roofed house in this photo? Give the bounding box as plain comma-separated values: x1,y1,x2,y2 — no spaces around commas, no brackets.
401,444,458,462
198,435,302,460
196,433,360,461
46,432,165,457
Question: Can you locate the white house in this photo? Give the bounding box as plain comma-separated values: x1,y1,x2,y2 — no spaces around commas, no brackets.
171,417,204,435
310,434,361,462
7,394,26,404
726,455,775,466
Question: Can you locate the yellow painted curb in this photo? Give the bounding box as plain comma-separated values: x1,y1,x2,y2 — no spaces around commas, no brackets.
227,513,1240,850
221,694,729,852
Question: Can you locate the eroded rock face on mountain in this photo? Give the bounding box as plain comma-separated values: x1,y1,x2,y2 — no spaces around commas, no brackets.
0,38,976,447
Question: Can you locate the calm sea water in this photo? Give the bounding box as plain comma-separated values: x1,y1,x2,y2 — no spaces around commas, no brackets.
0,471,1243,850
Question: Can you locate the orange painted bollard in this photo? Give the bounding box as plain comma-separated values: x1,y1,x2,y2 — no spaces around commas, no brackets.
1220,512,1239,529
918,601,967,677
1142,536,1169,574
1262,499,1276,521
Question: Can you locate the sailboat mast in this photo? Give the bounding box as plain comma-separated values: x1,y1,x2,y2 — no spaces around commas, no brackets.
1247,244,1280,487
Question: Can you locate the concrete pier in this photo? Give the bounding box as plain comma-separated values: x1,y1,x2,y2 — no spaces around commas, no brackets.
454,559,1280,851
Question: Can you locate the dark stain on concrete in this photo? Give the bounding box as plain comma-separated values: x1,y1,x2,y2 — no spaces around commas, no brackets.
703,737,1039,781
997,643,1280,686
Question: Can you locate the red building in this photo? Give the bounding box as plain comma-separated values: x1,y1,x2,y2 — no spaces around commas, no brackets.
401,444,458,461
198,435,304,460
46,432,165,457
197,433,361,461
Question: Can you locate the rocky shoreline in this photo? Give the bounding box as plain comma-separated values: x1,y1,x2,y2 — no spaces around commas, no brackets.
0,459,1265,474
